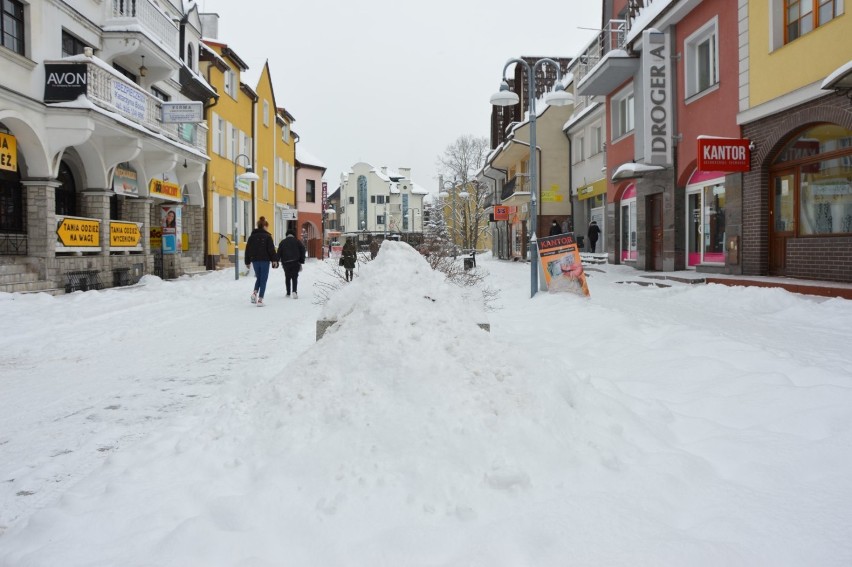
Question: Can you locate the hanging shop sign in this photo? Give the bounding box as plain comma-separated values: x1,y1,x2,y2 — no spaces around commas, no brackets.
44,64,88,102
493,206,509,221
112,163,139,196
109,221,142,248
697,137,751,172
577,179,607,201
281,208,298,221
161,101,204,123
56,216,100,248
642,29,673,167
0,133,17,172
149,178,182,202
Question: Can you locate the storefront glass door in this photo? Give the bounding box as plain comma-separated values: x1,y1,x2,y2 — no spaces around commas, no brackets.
686,180,726,266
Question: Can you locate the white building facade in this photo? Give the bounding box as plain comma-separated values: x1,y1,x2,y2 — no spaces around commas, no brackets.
0,0,212,293
338,162,427,239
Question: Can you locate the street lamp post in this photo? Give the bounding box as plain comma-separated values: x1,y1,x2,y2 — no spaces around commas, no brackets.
490,58,573,297
233,153,259,280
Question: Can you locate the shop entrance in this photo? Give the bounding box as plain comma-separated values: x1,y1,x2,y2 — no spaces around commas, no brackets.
769,170,796,275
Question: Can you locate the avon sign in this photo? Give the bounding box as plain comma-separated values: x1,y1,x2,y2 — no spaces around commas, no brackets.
44,64,88,102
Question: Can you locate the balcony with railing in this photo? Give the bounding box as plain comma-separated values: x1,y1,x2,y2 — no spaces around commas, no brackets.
48,60,207,155
501,175,530,202
106,0,180,58
574,19,637,97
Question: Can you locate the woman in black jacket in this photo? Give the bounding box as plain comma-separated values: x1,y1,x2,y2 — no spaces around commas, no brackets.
276,230,306,298
244,216,278,306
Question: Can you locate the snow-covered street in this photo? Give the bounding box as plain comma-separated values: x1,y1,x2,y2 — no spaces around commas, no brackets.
1,243,851,566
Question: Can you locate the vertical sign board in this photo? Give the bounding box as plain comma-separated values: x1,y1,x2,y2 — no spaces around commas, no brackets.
0,133,17,172
44,64,88,102
161,205,182,255
643,29,673,167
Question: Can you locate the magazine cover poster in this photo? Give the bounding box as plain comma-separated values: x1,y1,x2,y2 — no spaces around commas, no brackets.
538,232,590,297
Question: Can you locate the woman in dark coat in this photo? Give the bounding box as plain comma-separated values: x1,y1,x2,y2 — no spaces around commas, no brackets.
276,230,306,298
342,238,357,282
244,216,277,306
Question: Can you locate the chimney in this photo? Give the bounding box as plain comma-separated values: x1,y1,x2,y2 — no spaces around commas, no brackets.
399,167,411,179
381,166,387,175
199,13,220,39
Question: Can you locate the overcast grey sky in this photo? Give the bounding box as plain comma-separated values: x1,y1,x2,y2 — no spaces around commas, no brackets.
198,0,602,192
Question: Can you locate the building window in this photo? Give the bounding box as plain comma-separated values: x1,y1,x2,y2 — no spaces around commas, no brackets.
612,87,635,140
113,63,137,83
282,122,290,143
785,0,840,43
591,124,603,155
306,179,316,203
55,161,77,217
186,43,195,71
2,0,24,55
262,168,269,200
150,86,170,101
0,166,24,233
772,123,852,236
263,100,269,127
223,67,237,99
575,134,585,163
685,18,719,98
61,30,88,57
214,114,225,155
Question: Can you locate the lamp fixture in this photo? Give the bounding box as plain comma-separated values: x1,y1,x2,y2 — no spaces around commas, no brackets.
139,55,147,78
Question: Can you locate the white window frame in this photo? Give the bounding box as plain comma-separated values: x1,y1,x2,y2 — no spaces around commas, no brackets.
262,167,269,200
574,133,585,164
591,123,603,155
263,100,269,127
282,122,290,143
223,67,237,99
611,86,635,141
684,16,720,100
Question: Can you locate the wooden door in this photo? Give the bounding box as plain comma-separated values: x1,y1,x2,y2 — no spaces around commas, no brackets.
770,171,796,275
648,193,664,271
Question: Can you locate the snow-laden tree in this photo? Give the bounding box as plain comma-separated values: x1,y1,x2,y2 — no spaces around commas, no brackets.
436,135,491,251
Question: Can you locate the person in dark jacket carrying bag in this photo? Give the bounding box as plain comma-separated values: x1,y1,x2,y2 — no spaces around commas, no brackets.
245,216,278,307
276,230,306,298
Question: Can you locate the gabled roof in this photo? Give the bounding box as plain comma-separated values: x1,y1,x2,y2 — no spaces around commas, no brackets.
201,39,249,71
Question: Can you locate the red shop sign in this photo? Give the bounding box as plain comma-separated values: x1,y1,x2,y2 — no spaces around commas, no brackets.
697,137,751,172
493,206,509,221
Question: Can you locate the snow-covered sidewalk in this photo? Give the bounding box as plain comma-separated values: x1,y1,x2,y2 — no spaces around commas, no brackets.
1,243,851,566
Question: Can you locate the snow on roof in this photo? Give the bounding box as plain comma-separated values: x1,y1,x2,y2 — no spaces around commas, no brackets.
296,145,326,169
563,100,602,132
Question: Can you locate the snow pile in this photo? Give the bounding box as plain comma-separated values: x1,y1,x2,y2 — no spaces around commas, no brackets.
1,253,851,566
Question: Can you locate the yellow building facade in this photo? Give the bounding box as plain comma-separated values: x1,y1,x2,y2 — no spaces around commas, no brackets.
199,40,256,269
254,62,296,244
747,0,850,107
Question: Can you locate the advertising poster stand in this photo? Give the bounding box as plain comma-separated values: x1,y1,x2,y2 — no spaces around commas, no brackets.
538,233,590,297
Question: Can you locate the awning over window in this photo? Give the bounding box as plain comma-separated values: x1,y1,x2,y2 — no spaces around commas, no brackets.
686,169,726,187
